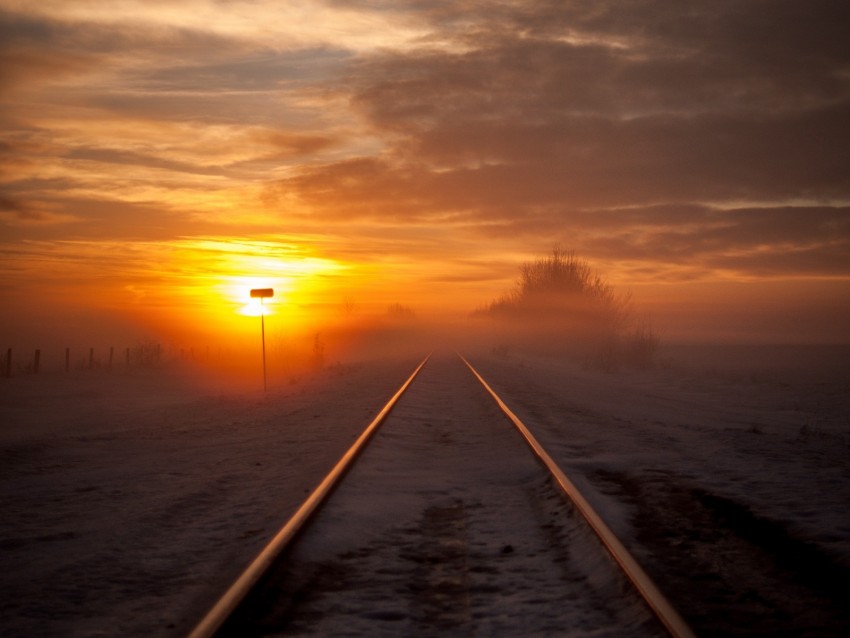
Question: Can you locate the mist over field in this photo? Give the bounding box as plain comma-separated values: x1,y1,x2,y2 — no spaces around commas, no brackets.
2,240,849,637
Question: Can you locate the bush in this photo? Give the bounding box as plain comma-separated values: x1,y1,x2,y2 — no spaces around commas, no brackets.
623,322,660,368
474,248,658,367
386,303,415,319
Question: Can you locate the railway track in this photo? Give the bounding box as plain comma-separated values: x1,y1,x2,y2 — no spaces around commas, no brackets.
189,353,695,637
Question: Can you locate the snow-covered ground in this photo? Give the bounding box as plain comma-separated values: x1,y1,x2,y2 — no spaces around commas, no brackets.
474,344,850,559
470,343,850,636
0,356,421,637
1,343,848,636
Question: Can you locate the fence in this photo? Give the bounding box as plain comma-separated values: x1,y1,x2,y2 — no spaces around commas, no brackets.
3,334,328,379
2,344,165,378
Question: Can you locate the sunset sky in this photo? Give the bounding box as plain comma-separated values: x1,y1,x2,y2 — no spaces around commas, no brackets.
2,0,849,347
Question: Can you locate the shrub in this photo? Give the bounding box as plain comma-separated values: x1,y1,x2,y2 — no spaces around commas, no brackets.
386,302,415,319
622,322,661,368
474,248,658,367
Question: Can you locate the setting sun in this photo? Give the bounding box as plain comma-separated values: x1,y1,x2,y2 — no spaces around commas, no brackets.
149,237,352,334
239,294,275,318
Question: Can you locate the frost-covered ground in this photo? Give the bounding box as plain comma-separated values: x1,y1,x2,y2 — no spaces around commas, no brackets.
1,343,848,636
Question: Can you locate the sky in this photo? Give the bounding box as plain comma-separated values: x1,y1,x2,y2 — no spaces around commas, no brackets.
2,0,849,347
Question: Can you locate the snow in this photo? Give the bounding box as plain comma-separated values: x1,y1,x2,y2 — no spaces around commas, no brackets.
1,343,848,636
472,344,850,560
0,357,419,637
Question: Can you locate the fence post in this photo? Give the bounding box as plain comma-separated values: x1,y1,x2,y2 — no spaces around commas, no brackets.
65,347,70,373
33,349,40,374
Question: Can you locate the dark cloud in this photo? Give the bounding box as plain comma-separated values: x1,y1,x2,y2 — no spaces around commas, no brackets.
0,6,239,58
0,9,92,89
347,0,850,116
577,205,850,277
264,0,850,280
340,9,850,205
1,6,342,127
277,109,850,216
0,7,245,92
88,46,352,126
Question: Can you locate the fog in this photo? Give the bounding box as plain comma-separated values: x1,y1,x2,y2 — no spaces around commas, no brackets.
3,313,849,636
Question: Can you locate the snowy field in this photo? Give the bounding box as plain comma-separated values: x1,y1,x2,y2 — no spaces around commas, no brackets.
1,343,849,636
473,344,850,636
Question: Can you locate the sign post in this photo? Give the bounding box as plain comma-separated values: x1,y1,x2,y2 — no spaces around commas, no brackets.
250,288,274,391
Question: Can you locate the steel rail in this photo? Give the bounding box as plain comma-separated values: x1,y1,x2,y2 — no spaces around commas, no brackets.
459,354,697,638
188,354,431,638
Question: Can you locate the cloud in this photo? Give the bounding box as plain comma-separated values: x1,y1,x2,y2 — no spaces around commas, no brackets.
257,0,850,283
2,0,849,334
339,16,850,205
580,206,850,277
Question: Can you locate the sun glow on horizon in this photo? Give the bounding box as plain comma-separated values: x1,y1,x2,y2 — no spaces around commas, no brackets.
128,236,352,340
185,240,346,315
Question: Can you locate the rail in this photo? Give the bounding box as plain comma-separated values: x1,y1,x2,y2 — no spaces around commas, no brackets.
188,354,431,638
460,353,696,638
189,352,695,638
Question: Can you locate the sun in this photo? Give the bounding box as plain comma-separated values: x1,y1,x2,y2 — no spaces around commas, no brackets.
150,236,352,343
224,277,287,317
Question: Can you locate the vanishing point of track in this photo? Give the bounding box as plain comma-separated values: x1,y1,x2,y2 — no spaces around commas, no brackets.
189,353,696,638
